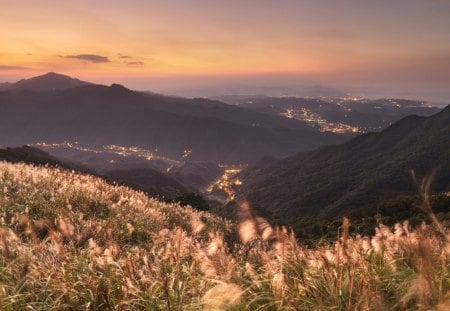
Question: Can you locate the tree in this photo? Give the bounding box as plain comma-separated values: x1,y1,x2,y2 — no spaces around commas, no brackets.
175,193,210,211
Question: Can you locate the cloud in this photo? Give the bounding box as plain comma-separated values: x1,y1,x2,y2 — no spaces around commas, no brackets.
0,65,28,70
63,54,110,63
125,61,145,66
119,55,131,59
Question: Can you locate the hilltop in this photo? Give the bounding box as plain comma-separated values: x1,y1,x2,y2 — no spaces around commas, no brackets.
1,72,92,92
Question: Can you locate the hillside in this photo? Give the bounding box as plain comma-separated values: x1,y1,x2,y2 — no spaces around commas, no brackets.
0,146,192,199
0,161,448,309
237,106,450,225
0,145,86,171
0,73,343,163
106,168,190,198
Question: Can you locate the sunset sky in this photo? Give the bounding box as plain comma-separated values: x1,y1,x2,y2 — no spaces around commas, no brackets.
1,0,449,101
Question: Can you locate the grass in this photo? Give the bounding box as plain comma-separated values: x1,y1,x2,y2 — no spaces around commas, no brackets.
0,161,449,310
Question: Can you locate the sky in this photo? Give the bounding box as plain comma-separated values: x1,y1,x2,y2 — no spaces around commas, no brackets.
1,0,450,102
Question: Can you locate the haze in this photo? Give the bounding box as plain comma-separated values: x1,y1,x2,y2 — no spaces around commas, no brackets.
1,0,449,102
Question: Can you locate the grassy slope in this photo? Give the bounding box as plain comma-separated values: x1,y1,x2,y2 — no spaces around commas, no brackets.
0,162,449,310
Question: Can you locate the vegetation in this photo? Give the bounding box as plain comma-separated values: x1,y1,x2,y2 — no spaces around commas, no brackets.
175,192,210,211
0,161,449,310
290,195,450,245
238,105,450,230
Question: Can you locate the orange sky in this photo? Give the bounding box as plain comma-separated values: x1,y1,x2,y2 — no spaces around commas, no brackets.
1,0,450,100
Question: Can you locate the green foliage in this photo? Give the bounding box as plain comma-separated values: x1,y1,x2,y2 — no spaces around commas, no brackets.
290,195,450,245
175,192,210,211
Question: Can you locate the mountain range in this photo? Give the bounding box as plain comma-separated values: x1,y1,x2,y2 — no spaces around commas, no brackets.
0,73,343,163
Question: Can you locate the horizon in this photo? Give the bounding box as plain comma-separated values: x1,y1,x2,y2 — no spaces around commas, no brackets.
2,71,450,107
1,0,450,102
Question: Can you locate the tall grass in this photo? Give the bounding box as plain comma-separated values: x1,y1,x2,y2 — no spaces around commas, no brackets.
0,161,449,310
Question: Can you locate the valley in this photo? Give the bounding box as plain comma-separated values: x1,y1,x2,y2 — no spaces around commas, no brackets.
205,164,245,201
222,95,440,135
280,106,362,134
33,140,244,203
34,141,183,166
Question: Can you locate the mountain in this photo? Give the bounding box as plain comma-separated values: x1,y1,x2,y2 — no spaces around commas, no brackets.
1,72,92,92
236,106,450,227
0,73,344,163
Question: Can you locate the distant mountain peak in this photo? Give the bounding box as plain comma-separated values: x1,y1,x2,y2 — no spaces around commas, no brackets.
43,71,63,76
6,72,93,92
109,83,128,90
108,83,132,95
41,72,71,79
